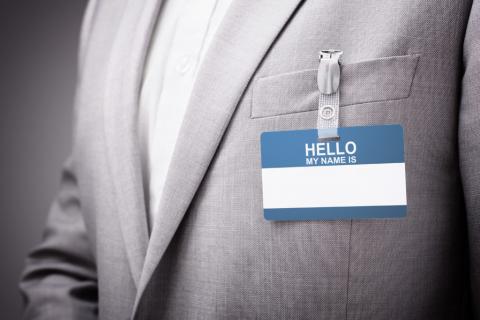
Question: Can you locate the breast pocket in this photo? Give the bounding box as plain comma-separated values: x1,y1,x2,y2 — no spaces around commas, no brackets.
250,54,420,119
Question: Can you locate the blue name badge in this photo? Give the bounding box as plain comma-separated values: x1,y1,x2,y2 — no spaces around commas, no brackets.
260,125,407,221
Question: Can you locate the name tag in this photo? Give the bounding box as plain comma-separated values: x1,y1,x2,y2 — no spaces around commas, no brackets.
260,125,407,220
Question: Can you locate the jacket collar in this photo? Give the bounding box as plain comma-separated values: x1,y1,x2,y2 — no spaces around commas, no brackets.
102,0,164,287
132,0,305,316
102,0,305,314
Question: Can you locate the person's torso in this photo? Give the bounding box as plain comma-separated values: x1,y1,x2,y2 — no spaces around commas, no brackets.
74,0,473,318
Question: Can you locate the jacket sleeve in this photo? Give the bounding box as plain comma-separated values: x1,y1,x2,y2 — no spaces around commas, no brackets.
458,0,480,317
19,159,98,319
19,1,99,319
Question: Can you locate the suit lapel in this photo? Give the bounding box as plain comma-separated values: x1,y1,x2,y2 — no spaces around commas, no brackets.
102,0,163,287
133,0,305,314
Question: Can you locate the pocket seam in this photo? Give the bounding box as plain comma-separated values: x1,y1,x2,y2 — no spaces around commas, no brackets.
250,53,421,119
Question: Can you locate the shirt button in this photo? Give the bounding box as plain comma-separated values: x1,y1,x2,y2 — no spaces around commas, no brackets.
320,104,335,120
176,54,193,74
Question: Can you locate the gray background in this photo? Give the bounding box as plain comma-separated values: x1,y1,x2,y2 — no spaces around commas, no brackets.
0,0,88,318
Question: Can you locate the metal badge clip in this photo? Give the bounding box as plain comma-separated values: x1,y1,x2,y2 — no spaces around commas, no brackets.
317,49,343,94
317,49,343,141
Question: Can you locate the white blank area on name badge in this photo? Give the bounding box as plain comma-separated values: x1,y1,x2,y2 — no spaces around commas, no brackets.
262,163,407,209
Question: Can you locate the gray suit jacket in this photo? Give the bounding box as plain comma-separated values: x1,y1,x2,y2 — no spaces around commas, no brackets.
20,0,480,319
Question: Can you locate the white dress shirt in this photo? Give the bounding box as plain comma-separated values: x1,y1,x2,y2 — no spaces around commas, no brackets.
139,0,233,228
